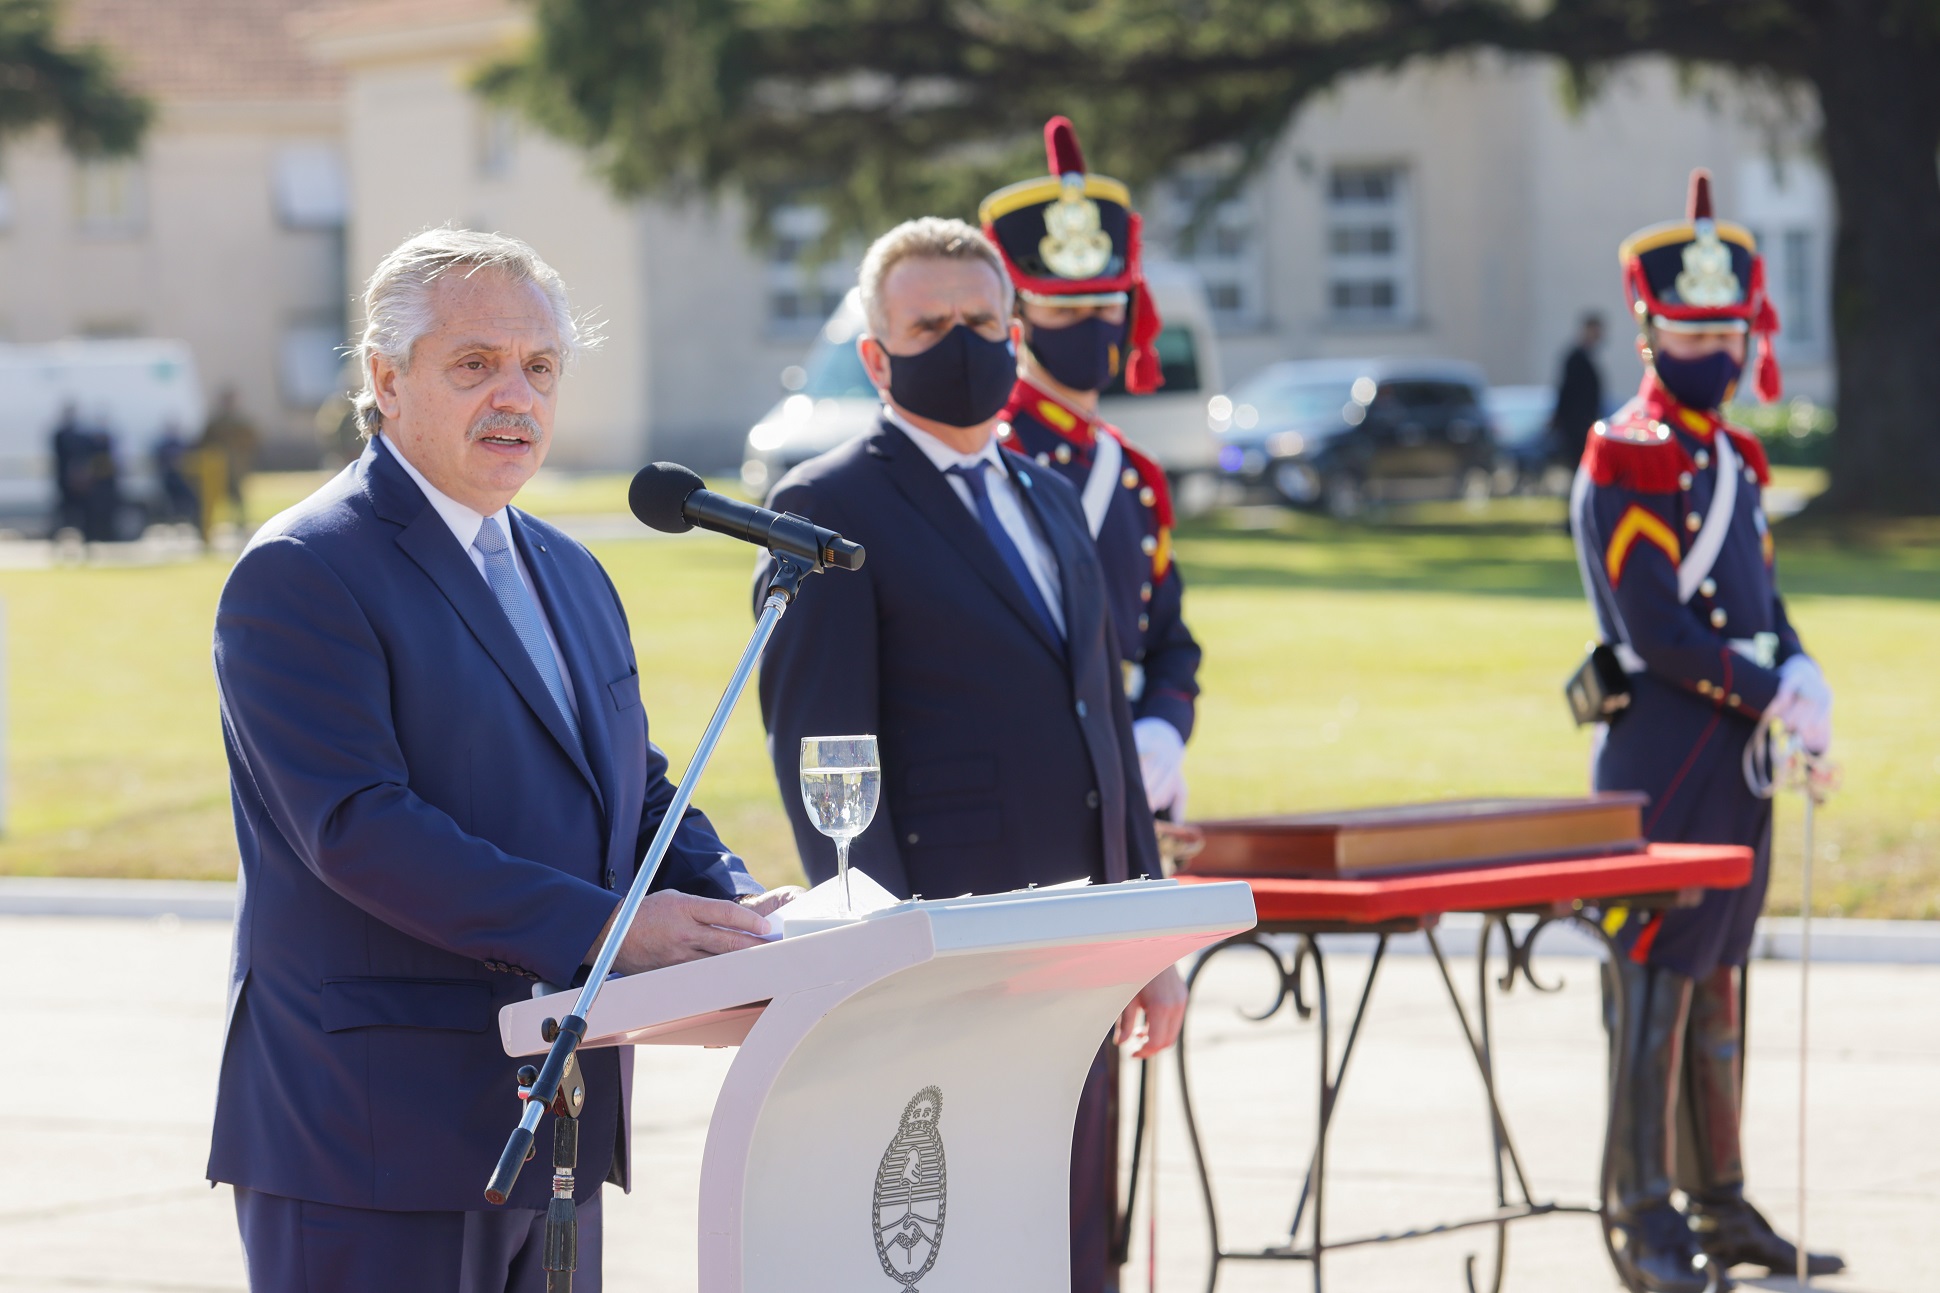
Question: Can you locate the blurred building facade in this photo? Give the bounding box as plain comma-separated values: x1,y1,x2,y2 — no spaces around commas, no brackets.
1,2,1835,470
0,0,348,463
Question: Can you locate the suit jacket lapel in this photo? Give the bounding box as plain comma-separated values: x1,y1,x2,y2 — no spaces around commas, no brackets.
512,511,613,821
872,421,1065,662
371,450,602,800
1008,453,1090,664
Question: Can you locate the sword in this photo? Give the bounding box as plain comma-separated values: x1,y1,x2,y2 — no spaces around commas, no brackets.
1749,719,1838,1287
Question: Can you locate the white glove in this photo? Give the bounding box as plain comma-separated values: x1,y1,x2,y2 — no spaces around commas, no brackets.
1767,655,1833,754
1134,718,1187,816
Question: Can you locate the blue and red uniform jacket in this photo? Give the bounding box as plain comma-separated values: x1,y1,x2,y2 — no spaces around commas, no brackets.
998,378,1202,740
1570,375,1807,974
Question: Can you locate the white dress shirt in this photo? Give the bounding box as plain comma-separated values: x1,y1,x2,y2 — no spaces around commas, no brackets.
373,436,580,715
885,407,1065,636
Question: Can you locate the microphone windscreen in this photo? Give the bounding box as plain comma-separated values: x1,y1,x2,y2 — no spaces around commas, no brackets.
628,462,705,533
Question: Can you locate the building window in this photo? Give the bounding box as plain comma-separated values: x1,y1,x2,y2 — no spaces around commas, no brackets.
75,157,145,236
273,145,348,230
280,320,347,409
477,108,518,180
1326,164,1414,326
1159,171,1264,332
1781,229,1815,344
766,204,854,334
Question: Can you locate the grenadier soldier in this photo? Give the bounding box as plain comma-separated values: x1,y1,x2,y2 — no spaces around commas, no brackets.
1572,170,1842,1292
980,116,1202,821
977,118,1203,1293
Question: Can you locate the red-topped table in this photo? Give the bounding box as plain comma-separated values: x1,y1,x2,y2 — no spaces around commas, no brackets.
1134,843,1752,1293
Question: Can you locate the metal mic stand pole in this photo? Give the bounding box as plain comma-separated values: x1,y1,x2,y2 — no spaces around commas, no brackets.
483,552,821,1289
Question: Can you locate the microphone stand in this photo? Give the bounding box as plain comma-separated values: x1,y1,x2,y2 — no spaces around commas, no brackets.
484,549,825,1290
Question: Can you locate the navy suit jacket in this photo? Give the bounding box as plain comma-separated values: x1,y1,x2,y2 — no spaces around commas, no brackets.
207,442,757,1213
755,419,1161,900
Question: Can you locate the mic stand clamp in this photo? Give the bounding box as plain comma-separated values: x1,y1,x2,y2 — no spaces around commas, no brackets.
483,546,836,1291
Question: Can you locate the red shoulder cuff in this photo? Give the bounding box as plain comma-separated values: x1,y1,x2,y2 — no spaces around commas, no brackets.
1722,426,1771,486
1583,424,1697,494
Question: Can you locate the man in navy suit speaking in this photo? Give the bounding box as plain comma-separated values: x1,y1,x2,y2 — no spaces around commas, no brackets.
208,229,789,1291
755,218,1187,1293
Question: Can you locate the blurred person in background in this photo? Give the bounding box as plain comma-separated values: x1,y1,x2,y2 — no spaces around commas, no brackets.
81,415,121,544
50,402,89,538
199,386,260,531
154,422,205,542
1571,171,1842,1291
982,117,1201,828
1550,310,1605,470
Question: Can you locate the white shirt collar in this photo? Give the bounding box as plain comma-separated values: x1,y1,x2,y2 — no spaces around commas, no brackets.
883,405,1007,477
374,434,509,551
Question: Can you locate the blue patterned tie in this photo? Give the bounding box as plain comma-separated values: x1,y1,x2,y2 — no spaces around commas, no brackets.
472,517,582,748
945,462,1063,643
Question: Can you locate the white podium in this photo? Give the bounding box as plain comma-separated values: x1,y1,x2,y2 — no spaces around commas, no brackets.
499,877,1256,1292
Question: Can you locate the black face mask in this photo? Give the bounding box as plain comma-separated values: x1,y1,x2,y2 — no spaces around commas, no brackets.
1027,316,1125,393
885,324,1018,428
1654,348,1742,412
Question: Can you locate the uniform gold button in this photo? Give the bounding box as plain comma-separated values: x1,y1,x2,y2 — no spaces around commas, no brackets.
1699,578,1716,598
1055,444,1072,464
1140,582,1152,602
1122,469,1140,489
1727,693,1741,708
1710,608,1727,628
1678,472,1694,491
1138,486,1155,507
1687,513,1702,532
1695,449,1711,469
1697,679,1713,696
1138,613,1150,632
1036,452,1050,466
1744,468,1757,483
1141,535,1157,555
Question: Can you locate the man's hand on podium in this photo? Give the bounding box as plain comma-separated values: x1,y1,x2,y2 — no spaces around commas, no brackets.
739,886,807,918
591,891,776,975
1116,966,1188,1060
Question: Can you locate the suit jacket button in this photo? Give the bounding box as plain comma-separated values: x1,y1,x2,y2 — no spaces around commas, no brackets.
1085,790,1100,809
1075,700,1087,717
907,832,920,845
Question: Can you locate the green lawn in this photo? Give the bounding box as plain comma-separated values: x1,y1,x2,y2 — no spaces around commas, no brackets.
2,475,1935,917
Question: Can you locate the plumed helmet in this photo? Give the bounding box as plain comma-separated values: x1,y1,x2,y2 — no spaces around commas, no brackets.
978,117,1166,395
1620,169,1783,401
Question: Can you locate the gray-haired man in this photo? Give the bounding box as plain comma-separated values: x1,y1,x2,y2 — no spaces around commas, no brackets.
207,228,794,1291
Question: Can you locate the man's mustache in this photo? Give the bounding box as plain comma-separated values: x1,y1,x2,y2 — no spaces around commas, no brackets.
469,412,544,443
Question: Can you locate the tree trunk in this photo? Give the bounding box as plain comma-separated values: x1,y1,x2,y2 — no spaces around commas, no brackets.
1811,2,1940,515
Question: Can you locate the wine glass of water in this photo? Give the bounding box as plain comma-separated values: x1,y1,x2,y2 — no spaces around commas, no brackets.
800,735,881,914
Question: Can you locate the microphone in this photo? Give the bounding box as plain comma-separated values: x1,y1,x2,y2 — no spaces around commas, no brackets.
628,463,864,572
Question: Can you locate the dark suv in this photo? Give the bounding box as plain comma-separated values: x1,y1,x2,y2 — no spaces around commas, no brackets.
1210,358,1498,517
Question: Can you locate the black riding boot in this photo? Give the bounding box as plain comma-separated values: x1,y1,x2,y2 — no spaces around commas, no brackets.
1679,965,1846,1277
1605,958,1722,1293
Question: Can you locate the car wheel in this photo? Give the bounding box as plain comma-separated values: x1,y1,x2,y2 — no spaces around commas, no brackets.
1322,471,1364,520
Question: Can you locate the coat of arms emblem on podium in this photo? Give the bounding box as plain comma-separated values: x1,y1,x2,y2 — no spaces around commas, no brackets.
872,1086,947,1288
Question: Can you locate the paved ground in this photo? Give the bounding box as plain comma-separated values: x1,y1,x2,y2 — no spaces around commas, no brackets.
3,915,1932,1292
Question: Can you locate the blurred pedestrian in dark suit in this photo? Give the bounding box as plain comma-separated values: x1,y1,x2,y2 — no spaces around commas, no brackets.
50,403,90,537
1550,311,1606,467
81,421,122,543
155,423,204,541
199,387,260,530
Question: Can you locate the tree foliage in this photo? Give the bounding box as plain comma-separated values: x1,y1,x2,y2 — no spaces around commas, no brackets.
0,0,148,156
488,0,1940,512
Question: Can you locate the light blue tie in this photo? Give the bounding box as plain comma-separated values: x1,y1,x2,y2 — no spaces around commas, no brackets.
472,517,582,748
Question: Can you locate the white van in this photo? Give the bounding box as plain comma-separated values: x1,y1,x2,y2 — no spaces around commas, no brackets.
0,339,206,532
740,265,1223,499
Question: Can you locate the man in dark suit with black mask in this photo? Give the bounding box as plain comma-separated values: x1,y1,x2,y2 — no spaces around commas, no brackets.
755,216,1185,1293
